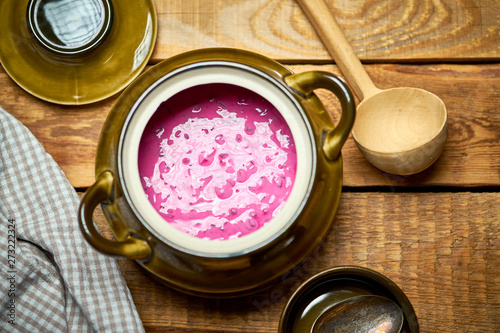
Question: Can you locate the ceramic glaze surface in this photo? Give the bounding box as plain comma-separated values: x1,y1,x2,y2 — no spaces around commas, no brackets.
0,0,156,104
139,84,297,240
30,0,109,52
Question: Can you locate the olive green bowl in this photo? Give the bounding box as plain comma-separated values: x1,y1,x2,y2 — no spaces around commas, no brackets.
0,0,157,105
78,48,355,297
279,266,419,332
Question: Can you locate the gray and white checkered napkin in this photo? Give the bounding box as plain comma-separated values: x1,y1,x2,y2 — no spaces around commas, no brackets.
0,108,145,332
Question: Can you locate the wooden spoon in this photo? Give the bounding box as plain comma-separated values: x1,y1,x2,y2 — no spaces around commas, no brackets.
297,0,448,175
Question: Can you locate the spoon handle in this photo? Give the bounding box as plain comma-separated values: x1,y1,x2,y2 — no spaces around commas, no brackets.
296,0,379,101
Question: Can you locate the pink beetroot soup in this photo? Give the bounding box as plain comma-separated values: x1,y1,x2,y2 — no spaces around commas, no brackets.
138,83,297,240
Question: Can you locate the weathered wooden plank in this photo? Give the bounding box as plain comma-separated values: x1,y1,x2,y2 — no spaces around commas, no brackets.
150,0,500,62
87,192,500,332
1,63,499,188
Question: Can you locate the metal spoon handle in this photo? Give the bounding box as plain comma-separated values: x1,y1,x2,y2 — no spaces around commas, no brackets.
296,0,380,101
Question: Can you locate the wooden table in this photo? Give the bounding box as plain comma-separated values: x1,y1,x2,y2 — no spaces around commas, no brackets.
2,0,499,331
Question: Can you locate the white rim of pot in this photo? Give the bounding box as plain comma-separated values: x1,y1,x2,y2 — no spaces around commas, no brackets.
119,62,315,257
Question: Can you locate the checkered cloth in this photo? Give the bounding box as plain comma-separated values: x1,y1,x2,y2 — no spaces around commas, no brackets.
0,108,145,332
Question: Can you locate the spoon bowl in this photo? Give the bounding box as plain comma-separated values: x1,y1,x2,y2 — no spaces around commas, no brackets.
354,87,447,175
313,295,404,333
297,0,448,175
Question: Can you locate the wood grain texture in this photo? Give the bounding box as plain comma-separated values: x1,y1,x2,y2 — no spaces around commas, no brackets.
88,192,500,332
150,0,500,62
2,63,498,188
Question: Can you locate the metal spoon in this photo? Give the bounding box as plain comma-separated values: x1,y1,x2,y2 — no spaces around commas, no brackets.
312,295,404,333
297,0,448,175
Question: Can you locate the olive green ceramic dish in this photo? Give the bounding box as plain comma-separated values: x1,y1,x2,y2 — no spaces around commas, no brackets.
78,48,355,297
279,266,419,332
0,0,157,105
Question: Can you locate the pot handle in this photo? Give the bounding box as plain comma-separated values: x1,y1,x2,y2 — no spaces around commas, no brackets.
285,71,355,160
78,171,152,260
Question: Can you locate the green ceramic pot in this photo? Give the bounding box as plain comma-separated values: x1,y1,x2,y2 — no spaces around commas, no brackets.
78,48,355,297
